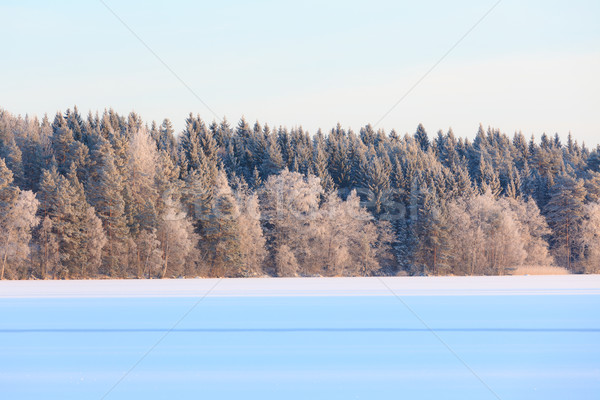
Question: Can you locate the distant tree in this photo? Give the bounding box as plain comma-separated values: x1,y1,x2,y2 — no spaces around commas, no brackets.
261,169,323,276
125,128,159,235
3,106,600,278
198,171,243,277
545,174,587,270
235,187,267,276
37,216,60,279
578,202,600,273
358,150,391,215
87,139,128,276
156,198,196,278
0,160,39,279
446,191,530,275
414,123,429,152
38,165,105,278
410,186,450,275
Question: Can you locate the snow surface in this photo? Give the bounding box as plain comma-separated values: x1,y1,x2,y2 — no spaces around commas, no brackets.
1,276,599,400
1,274,599,298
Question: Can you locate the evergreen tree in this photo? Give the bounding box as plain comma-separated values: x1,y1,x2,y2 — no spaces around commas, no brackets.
358,150,391,215
414,123,430,152
234,184,267,276
125,128,159,236
158,118,177,160
179,113,206,173
410,186,450,275
327,124,352,188
37,216,60,279
312,133,335,192
578,202,600,273
38,164,105,278
198,171,243,277
87,140,128,276
545,174,587,270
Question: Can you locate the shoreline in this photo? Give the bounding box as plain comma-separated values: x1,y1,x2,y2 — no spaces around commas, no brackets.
1,275,599,298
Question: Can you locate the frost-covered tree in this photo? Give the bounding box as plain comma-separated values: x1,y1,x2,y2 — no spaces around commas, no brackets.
414,123,430,152
545,174,586,270
261,169,323,276
578,202,600,273
3,106,600,278
37,216,60,279
86,139,128,276
235,187,266,276
410,186,450,275
505,197,553,266
156,198,196,278
446,191,531,275
125,128,159,235
198,171,243,277
0,187,39,279
38,165,105,278
128,229,163,279
261,170,391,276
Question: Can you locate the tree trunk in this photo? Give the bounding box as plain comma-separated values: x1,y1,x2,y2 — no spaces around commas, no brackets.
1,232,12,280
1,250,7,280
161,239,169,279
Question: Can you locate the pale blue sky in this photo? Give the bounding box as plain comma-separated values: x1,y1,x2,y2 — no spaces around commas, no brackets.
1,0,599,145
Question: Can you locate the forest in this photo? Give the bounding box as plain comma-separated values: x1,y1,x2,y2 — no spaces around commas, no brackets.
0,106,599,279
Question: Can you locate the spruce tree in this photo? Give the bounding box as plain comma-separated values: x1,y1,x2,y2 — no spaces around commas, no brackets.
38,164,105,278
545,174,587,270
87,140,128,276
410,186,450,275
198,171,243,277
414,123,430,152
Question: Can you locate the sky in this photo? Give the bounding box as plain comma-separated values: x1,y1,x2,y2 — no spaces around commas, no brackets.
1,0,599,146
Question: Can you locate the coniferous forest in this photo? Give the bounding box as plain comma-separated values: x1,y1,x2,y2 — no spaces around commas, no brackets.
1,107,599,279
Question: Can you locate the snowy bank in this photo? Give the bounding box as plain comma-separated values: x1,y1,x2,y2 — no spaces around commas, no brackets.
1,275,599,298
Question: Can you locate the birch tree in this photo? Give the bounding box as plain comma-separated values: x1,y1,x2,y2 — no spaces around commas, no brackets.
1,190,39,279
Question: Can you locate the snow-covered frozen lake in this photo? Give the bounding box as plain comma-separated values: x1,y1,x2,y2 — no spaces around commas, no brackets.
1,276,599,399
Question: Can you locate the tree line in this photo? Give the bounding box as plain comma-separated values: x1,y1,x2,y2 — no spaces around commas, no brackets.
0,106,599,279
